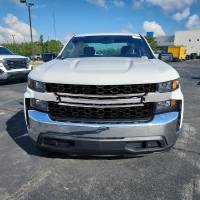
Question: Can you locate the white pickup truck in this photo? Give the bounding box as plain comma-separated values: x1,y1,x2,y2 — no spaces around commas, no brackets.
0,46,32,81
24,33,184,155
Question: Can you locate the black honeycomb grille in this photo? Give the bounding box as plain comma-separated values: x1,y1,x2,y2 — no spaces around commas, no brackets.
46,83,156,95
48,102,154,122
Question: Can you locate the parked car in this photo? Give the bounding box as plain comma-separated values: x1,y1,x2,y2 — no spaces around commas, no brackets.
24,33,184,155
0,46,32,81
31,54,42,61
158,52,174,62
42,53,56,62
190,53,198,59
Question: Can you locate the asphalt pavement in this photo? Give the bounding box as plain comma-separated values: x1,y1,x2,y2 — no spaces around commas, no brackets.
0,60,200,200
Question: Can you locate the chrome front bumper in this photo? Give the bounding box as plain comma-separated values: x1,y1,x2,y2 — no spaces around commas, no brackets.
0,69,31,80
27,110,181,155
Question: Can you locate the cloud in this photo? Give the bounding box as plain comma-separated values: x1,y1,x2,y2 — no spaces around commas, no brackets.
146,0,196,12
185,14,200,30
113,0,125,7
85,0,107,9
172,7,190,22
0,14,38,43
85,0,125,9
121,22,133,33
133,0,145,8
10,0,21,5
143,21,165,36
133,0,196,12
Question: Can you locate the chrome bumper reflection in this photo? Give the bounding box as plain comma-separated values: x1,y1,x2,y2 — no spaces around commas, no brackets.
27,110,180,147
0,70,31,80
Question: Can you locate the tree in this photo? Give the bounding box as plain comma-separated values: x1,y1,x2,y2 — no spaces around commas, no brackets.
145,36,157,51
3,39,64,57
42,40,63,55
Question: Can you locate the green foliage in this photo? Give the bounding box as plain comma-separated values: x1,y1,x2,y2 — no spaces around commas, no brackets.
42,40,63,55
3,40,64,57
145,36,157,51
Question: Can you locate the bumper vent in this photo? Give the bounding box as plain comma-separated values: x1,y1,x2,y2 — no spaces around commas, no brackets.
48,102,154,122
46,83,156,95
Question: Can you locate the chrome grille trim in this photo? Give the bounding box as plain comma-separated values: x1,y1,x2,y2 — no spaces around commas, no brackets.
57,95,143,106
56,92,146,98
4,58,27,70
58,102,145,108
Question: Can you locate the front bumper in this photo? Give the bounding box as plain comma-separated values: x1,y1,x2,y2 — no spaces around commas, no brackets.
27,110,181,155
0,69,31,80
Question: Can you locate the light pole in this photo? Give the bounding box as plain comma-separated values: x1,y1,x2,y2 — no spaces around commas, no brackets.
11,34,15,44
11,34,16,52
20,0,34,59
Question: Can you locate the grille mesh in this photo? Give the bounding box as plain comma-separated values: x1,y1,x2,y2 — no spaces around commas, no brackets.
48,102,154,122
46,83,156,95
5,59,27,70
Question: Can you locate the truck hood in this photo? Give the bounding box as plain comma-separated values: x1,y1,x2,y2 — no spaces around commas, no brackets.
0,55,28,59
29,57,180,85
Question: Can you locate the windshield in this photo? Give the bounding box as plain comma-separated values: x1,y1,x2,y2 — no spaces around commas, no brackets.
0,47,13,55
60,35,154,59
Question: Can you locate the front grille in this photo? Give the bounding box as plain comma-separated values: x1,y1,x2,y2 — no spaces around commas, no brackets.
48,102,154,122
46,83,156,95
4,59,27,70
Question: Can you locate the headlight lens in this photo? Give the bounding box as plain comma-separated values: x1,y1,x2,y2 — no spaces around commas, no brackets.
0,59,5,64
158,79,179,93
26,58,31,66
30,99,48,111
28,79,46,92
156,100,178,113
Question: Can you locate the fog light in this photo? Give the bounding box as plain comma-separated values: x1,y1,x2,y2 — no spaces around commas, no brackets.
126,142,143,149
146,141,159,148
30,99,48,111
156,100,178,113
171,99,177,107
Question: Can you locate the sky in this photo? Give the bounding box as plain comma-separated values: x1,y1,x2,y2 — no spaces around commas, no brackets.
0,0,200,43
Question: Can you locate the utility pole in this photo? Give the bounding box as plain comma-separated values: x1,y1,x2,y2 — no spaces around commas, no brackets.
28,3,34,44
20,0,34,59
11,34,15,44
53,11,57,40
11,34,16,53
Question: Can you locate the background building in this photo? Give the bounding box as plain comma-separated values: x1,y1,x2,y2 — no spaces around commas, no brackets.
154,36,174,52
174,30,200,56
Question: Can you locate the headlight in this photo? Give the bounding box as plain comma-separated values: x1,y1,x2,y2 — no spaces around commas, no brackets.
156,99,179,113
30,99,48,111
158,79,179,93
0,59,5,64
26,58,31,66
28,79,46,92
